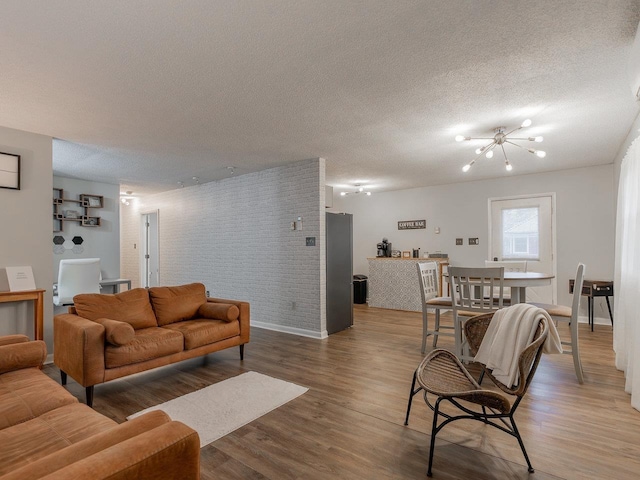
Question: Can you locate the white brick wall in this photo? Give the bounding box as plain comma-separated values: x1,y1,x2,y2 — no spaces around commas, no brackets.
120,158,327,337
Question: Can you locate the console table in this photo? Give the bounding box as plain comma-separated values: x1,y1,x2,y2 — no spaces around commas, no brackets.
569,279,613,331
0,289,45,340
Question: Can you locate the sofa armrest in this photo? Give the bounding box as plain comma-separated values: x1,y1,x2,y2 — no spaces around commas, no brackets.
39,421,200,480
53,313,106,388
207,297,250,343
0,340,46,374
0,334,30,347
1,411,178,480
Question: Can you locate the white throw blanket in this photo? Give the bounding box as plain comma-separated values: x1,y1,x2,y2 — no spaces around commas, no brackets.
474,303,563,388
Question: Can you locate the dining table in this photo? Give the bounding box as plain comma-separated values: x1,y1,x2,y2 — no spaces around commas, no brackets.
501,271,555,303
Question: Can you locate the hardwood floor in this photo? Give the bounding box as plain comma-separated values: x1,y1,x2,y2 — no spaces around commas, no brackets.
45,305,640,479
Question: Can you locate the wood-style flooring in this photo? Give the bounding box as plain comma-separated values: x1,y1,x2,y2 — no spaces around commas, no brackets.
44,305,640,479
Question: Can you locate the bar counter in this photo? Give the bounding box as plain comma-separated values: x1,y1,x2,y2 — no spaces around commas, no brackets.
367,258,448,312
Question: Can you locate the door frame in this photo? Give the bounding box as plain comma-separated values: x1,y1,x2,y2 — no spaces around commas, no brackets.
487,192,557,303
140,209,160,288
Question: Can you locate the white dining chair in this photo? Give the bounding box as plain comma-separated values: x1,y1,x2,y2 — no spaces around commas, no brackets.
485,260,527,304
529,263,586,383
417,262,453,353
54,258,102,306
449,266,505,362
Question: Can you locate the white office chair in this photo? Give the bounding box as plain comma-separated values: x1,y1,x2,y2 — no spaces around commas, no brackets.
53,258,102,306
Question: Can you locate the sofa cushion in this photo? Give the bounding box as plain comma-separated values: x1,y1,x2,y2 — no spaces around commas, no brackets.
0,403,116,475
198,302,240,322
148,283,207,326
94,318,135,346
162,319,240,350
105,327,184,369
74,288,157,330
0,368,78,431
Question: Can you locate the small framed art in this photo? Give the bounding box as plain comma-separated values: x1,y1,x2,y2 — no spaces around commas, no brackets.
402,251,411,258
0,152,20,190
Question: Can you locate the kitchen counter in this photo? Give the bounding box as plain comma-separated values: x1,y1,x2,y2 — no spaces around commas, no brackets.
367,257,449,312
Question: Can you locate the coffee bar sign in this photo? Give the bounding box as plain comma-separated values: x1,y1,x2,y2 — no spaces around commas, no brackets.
398,219,426,230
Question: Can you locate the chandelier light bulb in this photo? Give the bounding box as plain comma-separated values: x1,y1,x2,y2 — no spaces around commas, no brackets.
535,150,546,158
358,186,364,192
505,162,513,171
521,119,532,128
455,135,466,142
366,191,372,196
534,136,543,142
340,192,346,196
462,164,471,172
475,147,482,155
485,150,494,159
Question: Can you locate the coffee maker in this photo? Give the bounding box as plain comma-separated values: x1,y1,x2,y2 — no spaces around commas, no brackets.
376,238,392,257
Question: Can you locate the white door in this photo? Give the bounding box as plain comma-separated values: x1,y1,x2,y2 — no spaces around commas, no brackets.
489,194,556,303
140,211,159,288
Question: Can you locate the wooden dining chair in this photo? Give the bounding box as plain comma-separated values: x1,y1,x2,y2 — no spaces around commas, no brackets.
529,263,586,383
417,262,453,353
449,266,504,362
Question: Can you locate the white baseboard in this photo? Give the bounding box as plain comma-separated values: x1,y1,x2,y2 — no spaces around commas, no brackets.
251,321,328,339
577,315,613,326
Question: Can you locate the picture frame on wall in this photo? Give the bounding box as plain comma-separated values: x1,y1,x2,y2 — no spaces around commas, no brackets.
0,152,20,190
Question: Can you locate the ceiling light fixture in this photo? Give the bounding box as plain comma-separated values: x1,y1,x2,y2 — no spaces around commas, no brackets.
120,190,134,206
339,184,372,197
456,119,546,173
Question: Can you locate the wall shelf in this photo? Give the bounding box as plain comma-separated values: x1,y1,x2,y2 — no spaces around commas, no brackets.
53,189,103,232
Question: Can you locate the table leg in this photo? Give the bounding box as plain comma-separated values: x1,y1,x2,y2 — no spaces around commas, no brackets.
588,296,593,332
605,296,614,326
35,291,44,341
510,286,525,304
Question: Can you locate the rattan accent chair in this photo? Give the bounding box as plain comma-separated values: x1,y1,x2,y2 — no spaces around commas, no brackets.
417,262,453,353
404,312,549,477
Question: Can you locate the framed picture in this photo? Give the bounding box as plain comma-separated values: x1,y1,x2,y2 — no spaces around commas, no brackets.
0,152,20,190
64,210,79,219
87,196,101,207
402,251,411,258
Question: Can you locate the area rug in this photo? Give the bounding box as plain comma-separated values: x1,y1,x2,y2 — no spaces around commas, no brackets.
128,371,308,447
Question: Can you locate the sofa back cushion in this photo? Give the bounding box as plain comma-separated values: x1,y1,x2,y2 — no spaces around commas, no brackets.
74,288,158,330
149,283,207,326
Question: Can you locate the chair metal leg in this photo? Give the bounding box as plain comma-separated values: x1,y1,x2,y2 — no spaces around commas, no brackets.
510,416,534,473
427,397,443,477
404,371,419,425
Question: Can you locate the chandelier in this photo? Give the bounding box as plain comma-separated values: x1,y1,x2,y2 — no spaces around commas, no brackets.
340,184,372,196
455,119,545,172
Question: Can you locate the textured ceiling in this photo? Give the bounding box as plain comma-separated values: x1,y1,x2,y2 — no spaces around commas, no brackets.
1,1,639,195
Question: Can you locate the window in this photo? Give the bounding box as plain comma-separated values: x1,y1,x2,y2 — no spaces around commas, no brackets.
501,207,539,260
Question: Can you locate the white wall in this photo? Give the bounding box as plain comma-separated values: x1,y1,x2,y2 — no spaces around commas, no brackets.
333,165,615,319
0,126,53,346
121,158,327,337
52,176,120,281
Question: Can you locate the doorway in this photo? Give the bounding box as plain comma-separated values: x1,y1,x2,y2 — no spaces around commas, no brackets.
488,194,556,303
140,210,159,288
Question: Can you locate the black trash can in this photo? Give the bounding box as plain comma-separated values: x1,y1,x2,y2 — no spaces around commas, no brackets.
353,275,368,304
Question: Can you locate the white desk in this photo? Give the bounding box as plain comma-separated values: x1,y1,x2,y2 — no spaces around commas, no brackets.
53,278,131,297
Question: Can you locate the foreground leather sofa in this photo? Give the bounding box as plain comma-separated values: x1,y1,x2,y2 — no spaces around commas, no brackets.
54,282,250,406
0,334,200,479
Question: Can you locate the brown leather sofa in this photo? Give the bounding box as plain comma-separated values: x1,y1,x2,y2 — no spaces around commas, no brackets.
54,282,250,406
0,334,200,479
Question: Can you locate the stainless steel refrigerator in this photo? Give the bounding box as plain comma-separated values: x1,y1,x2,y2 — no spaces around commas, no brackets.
326,212,353,334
